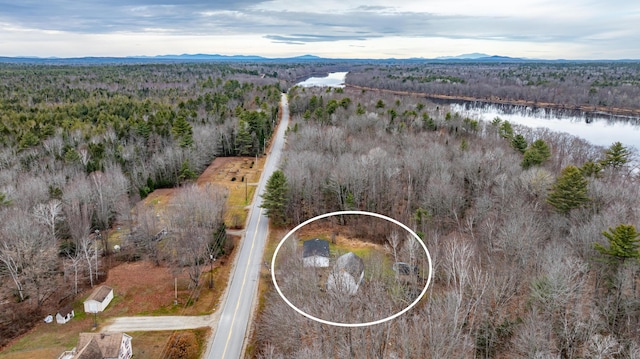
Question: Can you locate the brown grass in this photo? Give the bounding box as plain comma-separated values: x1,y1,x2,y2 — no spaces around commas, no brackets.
133,328,211,359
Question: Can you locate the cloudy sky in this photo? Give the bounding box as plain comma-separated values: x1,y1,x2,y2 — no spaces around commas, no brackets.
0,0,638,59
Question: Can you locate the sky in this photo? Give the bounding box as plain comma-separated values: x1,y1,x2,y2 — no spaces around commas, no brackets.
0,0,639,59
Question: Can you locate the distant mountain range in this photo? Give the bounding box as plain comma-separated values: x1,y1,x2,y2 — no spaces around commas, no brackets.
0,53,638,64
436,53,494,60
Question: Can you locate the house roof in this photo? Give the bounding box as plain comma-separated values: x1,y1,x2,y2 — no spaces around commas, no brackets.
74,337,103,359
302,239,330,258
76,332,125,359
334,252,364,279
85,286,113,303
58,304,74,317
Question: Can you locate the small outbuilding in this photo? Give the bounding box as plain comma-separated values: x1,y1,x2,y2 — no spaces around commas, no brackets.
56,305,75,324
327,252,365,295
302,238,330,267
83,285,114,313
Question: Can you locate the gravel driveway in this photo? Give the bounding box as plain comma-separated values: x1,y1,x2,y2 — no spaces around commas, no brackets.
101,314,216,332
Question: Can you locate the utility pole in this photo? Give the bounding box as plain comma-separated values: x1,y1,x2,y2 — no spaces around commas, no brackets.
94,230,100,281
209,254,214,289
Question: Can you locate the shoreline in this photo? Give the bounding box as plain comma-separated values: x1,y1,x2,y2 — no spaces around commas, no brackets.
346,84,640,118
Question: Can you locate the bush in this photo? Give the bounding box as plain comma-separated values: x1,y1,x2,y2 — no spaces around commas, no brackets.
166,331,199,359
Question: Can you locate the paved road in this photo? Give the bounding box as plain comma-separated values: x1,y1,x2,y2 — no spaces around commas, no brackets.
206,93,290,359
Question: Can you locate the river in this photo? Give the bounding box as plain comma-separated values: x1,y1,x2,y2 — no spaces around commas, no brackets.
299,72,640,151
450,102,640,151
297,71,348,88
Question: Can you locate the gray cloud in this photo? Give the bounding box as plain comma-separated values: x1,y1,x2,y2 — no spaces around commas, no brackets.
0,0,270,33
265,34,374,43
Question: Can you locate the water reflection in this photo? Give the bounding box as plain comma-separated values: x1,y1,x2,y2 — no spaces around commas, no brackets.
451,102,640,150
297,72,348,88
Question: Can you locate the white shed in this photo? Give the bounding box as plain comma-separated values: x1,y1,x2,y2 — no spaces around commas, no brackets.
83,285,114,313
56,305,75,324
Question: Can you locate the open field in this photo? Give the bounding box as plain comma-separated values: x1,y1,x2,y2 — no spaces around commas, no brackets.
197,156,265,227
140,156,264,230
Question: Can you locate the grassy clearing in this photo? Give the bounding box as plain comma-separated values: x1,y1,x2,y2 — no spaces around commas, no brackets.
296,233,382,260
224,181,256,229
194,156,265,229
221,157,264,229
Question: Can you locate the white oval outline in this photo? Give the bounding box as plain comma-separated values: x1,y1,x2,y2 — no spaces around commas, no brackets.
270,210,433,327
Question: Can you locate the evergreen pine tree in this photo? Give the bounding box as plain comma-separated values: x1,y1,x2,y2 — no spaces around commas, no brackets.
172,116,193,148
511,134,528,153
600,141,631,170
521,139,551,169
235,119,253,156
178,160,197,183
260,170,289,227
594,224,640,265
499,120,514,139
546,165,590,214
580,160,603,178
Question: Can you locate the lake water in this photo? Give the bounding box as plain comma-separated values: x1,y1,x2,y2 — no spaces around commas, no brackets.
450,102,640,151
297,72,348,88
297,72,640,152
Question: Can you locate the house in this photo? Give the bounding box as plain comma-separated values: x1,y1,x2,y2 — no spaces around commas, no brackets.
327,252,365,295
71,332,133,359
302,238,330,267
56,305,75,324
83,285,114,313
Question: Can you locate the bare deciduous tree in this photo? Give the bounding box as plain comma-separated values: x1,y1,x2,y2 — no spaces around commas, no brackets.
0,209,57,307
166,184,227,288
32,199,63,241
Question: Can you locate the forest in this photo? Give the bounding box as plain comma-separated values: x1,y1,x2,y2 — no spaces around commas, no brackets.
255,81,640,358
0,62,297,346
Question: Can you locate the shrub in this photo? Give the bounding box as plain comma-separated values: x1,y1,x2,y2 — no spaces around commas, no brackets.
166,331,199,359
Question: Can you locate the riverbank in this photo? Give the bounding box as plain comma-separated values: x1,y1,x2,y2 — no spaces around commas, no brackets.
347,85,640,118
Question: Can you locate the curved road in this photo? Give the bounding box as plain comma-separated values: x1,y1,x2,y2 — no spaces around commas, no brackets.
206,93,289,359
